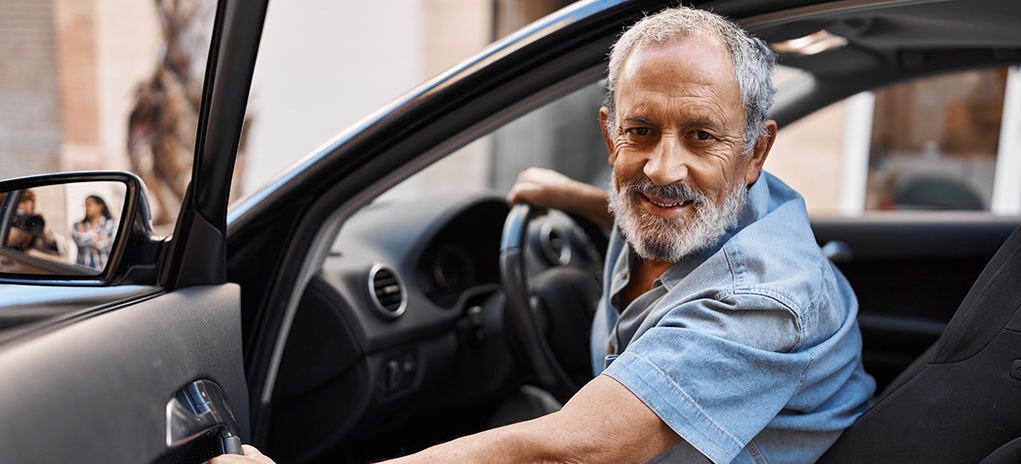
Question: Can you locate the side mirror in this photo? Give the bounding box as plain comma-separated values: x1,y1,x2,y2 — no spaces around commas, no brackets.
0,172,166,286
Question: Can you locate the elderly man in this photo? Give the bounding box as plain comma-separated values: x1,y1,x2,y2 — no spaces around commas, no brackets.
212,5,874,464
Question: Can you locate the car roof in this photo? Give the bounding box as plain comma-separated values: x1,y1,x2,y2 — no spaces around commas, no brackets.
744,0,1021,125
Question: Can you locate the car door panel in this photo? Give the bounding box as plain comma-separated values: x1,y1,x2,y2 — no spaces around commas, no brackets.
0,0,262,460
812,217,1020,391
0,284,247,463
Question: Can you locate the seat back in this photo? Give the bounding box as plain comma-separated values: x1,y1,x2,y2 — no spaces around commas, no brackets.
819,224,1021,463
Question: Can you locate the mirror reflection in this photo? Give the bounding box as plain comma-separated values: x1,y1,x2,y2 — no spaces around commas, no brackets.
0,181,126,276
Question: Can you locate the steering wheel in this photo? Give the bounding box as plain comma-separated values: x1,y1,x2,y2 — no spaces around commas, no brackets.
500,202,599,403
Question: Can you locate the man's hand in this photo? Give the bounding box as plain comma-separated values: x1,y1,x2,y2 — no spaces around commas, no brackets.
506,168,613,230
6,227,31,250
205,444,276,464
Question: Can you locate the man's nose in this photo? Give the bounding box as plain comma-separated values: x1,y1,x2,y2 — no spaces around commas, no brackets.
643,137,688,185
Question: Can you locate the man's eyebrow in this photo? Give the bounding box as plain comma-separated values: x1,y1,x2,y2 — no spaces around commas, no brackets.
621,116,727,132
621,117,656,126
681,118,727,132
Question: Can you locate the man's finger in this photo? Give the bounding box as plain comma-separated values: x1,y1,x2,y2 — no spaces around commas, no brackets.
240,445,267,457
204,444,277,464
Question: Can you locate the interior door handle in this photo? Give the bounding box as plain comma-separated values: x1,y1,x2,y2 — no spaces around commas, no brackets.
165,379,243,457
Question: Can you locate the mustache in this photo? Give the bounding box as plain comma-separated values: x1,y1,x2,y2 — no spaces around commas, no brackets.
618,177,707,205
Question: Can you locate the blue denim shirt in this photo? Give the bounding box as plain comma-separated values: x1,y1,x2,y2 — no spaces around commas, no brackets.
591,173,875,464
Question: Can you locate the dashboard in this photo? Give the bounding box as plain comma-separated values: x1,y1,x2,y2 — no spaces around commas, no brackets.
265,192,604,462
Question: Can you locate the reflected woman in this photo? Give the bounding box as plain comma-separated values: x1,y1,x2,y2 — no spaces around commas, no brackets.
72,195,117,270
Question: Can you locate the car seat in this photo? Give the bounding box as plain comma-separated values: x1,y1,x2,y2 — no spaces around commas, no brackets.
818,223,1021,463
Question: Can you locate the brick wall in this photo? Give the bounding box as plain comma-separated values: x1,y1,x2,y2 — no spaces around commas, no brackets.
0,0,63,179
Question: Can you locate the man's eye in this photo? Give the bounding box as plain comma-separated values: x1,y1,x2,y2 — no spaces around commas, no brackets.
630,127,650,136
695,130,713,141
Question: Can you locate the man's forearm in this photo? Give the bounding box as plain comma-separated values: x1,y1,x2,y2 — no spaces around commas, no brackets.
205,377,681,464
381,420,535,464
563,183,613,231
506,168,614,230
381,375,680,464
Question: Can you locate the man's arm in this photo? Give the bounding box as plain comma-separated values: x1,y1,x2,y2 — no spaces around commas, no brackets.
506,168,613,230
384,374,681,464
206,375,685,464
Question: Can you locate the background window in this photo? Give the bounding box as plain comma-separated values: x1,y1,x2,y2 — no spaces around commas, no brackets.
768,66,1020,216
867,69,1006,211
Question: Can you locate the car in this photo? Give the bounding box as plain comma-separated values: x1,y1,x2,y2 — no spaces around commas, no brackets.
1,0,1020,462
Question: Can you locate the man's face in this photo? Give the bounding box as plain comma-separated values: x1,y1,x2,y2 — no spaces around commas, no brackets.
600,40,770,261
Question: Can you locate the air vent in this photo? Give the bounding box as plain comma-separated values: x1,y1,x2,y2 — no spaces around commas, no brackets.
368,263,407,319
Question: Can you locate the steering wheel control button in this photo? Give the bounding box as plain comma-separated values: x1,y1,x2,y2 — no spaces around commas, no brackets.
574,226,602,262
457,305,491,349
467,305,486,344
1011,360,1021,380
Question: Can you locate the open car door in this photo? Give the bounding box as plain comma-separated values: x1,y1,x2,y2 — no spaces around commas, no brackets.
0,0,267,462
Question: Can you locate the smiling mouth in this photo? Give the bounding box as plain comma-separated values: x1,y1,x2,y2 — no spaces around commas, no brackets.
643,194,692,209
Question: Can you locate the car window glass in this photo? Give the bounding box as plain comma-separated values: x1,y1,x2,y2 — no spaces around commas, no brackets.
242,0,494,203
377,80,610,203
768,65,1021,216
0,0,215,234
381,65,1021,217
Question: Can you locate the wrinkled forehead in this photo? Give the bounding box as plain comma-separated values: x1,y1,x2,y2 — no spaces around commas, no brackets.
624,39,734,77
619,41,741,106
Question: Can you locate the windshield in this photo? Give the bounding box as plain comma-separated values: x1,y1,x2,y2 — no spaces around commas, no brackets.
239,1,577,201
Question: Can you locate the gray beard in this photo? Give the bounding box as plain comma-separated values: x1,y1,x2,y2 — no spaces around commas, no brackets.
607,175,748,262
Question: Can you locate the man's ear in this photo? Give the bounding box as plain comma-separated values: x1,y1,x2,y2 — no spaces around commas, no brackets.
744,120,777,185
600,107,616,166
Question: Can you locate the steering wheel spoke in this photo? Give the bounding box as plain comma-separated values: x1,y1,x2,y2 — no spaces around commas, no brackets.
500,202,599,403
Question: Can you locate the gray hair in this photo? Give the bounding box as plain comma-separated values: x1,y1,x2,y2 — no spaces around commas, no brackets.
604,7,776,154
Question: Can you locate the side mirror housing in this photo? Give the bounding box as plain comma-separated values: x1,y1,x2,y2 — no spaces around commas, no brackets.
0,172,166,286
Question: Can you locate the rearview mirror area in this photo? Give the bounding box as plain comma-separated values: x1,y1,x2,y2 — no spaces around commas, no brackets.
0,172,165,286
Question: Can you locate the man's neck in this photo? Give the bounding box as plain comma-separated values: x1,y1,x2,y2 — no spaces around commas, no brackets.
622,258,675,309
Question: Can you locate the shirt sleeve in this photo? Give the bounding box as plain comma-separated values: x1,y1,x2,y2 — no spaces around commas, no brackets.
602,294,814,464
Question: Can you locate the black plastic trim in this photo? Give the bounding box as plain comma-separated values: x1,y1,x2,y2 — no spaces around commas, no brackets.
163,0,268,291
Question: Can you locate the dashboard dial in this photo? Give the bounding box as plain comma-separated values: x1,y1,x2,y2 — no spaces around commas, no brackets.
432,242,477,293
